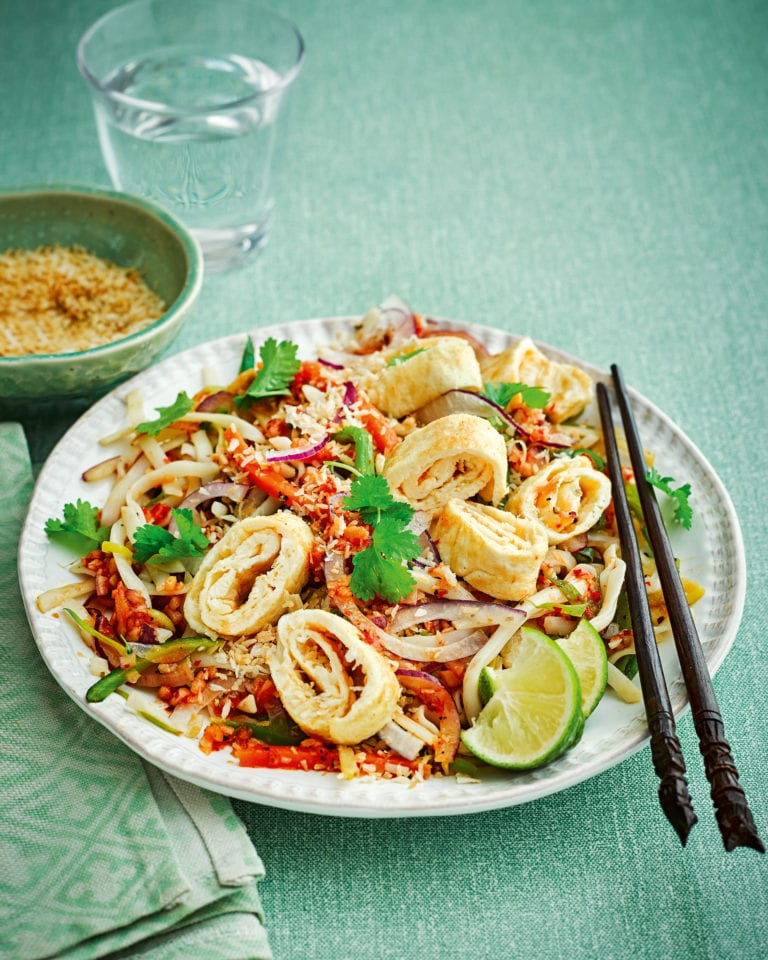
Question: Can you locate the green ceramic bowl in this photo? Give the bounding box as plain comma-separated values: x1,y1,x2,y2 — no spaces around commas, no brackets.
0,184,202,404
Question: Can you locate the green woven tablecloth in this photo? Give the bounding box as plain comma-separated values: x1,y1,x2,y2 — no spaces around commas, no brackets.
2,1,767,958
0,423,272,959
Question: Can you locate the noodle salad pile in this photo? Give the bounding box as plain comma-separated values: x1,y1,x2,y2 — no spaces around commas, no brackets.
39,296,698,782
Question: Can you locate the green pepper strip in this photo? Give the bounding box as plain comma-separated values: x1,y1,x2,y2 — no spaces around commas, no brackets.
568,447,605,470
543,573,583,602
533,601,588,617
332,426,375,476
449,756,481,777
614,654,639,680
208,714,304,746
86,636,221,703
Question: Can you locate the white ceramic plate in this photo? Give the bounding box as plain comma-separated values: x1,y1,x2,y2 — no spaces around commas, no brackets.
19,316,746,817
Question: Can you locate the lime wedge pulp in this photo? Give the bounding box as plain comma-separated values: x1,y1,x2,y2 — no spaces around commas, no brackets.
461,625,584,770
557,618,608,718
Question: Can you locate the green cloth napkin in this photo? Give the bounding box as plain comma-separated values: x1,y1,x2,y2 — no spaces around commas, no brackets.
0,423,272,960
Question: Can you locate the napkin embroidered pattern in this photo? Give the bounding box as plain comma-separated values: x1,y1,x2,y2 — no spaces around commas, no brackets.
0,423,272,960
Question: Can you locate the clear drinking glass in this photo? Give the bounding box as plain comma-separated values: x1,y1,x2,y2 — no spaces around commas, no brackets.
77,0,304,273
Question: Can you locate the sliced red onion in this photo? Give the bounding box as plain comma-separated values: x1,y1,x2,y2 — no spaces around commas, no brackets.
243,486,270,509
390,599,526,634
319,357,345,370
417,529,441,564
414,389,573,448
380,294,417,345
396,669,461,764
179,481,250,511
403,627,489,649
138,622,157,645
415,389,523,433
323,553,488,662
265,435,330,463
328,381,358,426
196,391,235,413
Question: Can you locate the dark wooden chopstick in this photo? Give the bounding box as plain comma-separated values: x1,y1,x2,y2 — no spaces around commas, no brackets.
605,366,763,853
596,381,697,845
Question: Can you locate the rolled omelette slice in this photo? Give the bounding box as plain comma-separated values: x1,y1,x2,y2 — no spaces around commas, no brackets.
366,336,482,419
479,336,592,423
268,609,400,744
382,413,508,512
184,512,313,639
506,455,612,544
431,499,549,601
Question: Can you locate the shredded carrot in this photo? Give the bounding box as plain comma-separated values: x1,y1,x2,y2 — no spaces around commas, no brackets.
225,426,302,503
356,399,399,453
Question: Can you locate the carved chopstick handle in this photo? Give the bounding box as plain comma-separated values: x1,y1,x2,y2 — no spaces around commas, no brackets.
649,720,699,845
694,710,764,852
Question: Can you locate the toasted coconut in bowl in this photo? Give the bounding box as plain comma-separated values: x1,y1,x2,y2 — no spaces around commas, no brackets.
0,184,202,408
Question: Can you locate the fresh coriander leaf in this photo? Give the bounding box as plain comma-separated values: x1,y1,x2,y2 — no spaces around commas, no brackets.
645,467,693,529
482,381,551,410
44,499,109,554
574,546,602,564
131,526,173,565
342,474,414,527
386,348,426,367
350,545,417,603
343,474,419,602
132,508,209,564
239,335,256,373
241,338,301,402
482,381,517,408
135,392,194,436
360,497,413,528
342,473,394,514
372,516,420,563
172,508,210,552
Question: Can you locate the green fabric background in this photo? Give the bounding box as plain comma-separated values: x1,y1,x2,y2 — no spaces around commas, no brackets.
2,0,766,958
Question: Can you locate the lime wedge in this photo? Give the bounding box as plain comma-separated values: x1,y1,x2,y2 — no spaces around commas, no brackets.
557,618,608,718
477,664,496,707
461,625,584,770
